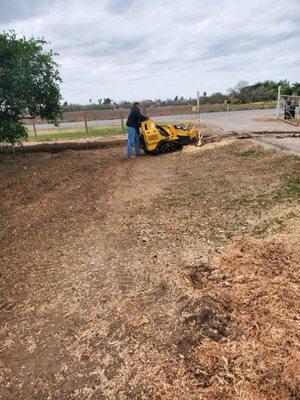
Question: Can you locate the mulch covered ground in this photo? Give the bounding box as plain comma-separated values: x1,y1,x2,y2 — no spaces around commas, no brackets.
0,140,299,399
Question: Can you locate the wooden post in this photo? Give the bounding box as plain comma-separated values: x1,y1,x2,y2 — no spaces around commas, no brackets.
83,115,89,137
121,112,125,134
276,85,281,119
32,119,38,140
195,91,201,147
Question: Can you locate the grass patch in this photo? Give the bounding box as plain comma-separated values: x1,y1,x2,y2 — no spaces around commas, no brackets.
158,191,185,208
257,149,275,157
237,149,255,157
207,219,249,243
28,126,123,142
230,171,299,214
232,193,252,206
230,191,277,214
271,154,299,166
252,222,270,237
252,217,285,237
236,148,274,158
191,191,203,198
155,142,299,248
286,176,300,197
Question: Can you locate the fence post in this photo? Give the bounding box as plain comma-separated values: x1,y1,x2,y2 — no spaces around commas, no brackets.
276,85,281,119
83,115,89,137
121,112,125,134
32,119,38,140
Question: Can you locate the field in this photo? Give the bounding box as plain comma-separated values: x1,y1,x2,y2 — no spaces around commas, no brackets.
26,121,188,143
0,139,299,399
27,125,124,142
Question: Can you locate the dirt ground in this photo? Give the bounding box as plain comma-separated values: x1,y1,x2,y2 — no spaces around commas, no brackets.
0,140,299,399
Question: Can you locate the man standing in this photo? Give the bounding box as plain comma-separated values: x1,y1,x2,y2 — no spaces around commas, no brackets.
126,102,148,158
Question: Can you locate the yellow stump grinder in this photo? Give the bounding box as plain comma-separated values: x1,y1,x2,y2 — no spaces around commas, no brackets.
140,119,199,155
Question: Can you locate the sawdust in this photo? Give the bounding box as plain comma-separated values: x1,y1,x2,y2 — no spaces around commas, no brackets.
133,237,299,399
0,140,299,399
181,138,234,154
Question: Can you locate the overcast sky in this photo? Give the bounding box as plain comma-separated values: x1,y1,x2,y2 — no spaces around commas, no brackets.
1,0,299,103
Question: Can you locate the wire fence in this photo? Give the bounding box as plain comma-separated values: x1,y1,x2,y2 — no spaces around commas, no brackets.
26,113,127,142
25,101,277,142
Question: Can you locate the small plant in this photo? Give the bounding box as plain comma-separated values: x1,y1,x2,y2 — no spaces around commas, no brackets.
237,149,255,157
252,217,286,237
252,222,270,237
232,193,252,206
273,217,284,227
191,191,203,198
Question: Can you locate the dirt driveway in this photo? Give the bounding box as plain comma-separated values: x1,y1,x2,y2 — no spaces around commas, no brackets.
1,141,299,399
254,136,300,155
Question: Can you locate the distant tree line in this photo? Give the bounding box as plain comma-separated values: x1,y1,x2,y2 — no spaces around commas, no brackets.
227,80,300,104
62,80,300,112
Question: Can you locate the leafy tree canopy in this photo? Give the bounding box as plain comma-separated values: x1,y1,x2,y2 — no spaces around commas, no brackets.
0,30,62,145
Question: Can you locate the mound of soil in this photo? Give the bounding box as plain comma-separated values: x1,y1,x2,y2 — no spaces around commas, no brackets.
138,237,299,399
177,294,231,351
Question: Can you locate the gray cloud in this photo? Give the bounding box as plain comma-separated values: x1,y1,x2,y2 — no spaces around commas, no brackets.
1,0,299,102
82,37,147,58
199,28,300,61
105,0,138,15
0,0,52,23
